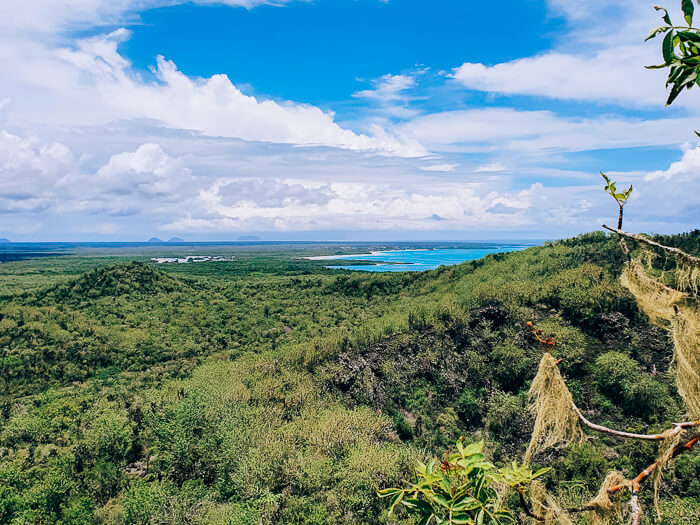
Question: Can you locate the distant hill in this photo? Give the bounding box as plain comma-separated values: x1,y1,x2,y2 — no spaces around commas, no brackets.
148,237,165,243
35,261,185,303
0,238,10,243
237,235,261,241
167,237,184,243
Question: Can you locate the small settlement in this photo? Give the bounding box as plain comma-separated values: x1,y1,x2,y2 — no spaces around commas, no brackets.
150,255,236,264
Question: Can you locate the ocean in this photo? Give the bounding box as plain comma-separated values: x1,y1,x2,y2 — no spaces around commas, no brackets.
312,245,536,272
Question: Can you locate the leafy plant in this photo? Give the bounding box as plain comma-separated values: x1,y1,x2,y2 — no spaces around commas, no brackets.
601,172,633,229
646,1,700,105
378,439,549,524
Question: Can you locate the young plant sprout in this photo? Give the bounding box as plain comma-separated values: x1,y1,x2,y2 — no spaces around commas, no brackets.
600,172,632,230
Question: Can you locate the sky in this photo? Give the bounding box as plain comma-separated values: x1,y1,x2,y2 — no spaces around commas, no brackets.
0,0,699,241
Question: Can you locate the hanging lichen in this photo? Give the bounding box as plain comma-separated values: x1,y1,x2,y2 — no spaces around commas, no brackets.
620,255,684,327
675,262,700,295
525,353,582,463
619,250,699,419
671,305,700,419
529,480,573,525
651,430,686,519
586,471,630,525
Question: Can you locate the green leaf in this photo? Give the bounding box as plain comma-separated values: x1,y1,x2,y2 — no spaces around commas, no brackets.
462,441,484,457
677,30,700,43
416,515,433,525
655,5,672,25
532,467,552,479
404,498,434,515
646,25,670,41
663,30,677,64
452,495,478,512
682,0,695,26
438,471,452,493
681,56,700,66
694,130,700,139
388,491,405,515
432,493,450,508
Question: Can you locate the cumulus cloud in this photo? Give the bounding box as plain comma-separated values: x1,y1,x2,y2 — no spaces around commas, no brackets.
646,144,700,182
0,130,76,212
2,28,425,157
164,177,558,233
96,143,191,197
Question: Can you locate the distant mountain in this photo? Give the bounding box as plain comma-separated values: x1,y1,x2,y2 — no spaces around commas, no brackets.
0,238,10,243
167,237,184,243
237,235,261,241
148,237,165,243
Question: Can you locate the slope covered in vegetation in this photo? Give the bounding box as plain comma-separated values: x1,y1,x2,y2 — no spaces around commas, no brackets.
0,232,698,524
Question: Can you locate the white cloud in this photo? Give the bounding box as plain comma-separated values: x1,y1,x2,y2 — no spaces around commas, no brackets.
1,28,425,157
353,73,421,119
399,108,699,153
164,177,556,232
453,45,675,107
354,74,415,102
646,144,700,181
96,143,191,197
419,163,457,172
476,163,506,173
0,0,302,35
0,130,77,209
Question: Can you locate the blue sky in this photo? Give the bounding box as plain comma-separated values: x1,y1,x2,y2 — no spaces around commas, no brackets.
0,0,698,240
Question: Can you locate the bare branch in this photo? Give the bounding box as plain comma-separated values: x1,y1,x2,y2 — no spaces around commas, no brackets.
602,225,700,266
629,493,641,525
607,434,700,494
572,403,700,441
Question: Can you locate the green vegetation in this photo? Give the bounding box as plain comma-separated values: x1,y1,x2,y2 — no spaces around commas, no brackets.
0,231,698,523
646,0,700,106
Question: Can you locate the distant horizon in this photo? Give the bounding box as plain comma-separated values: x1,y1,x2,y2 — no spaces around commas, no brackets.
0,238,548,245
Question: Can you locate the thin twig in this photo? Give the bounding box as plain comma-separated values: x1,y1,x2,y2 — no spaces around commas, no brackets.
602,225,700,265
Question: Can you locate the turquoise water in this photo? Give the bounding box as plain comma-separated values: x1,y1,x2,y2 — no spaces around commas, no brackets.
318,245,535,272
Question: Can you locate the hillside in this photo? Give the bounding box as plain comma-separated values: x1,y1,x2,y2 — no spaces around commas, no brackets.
0,232,698,524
